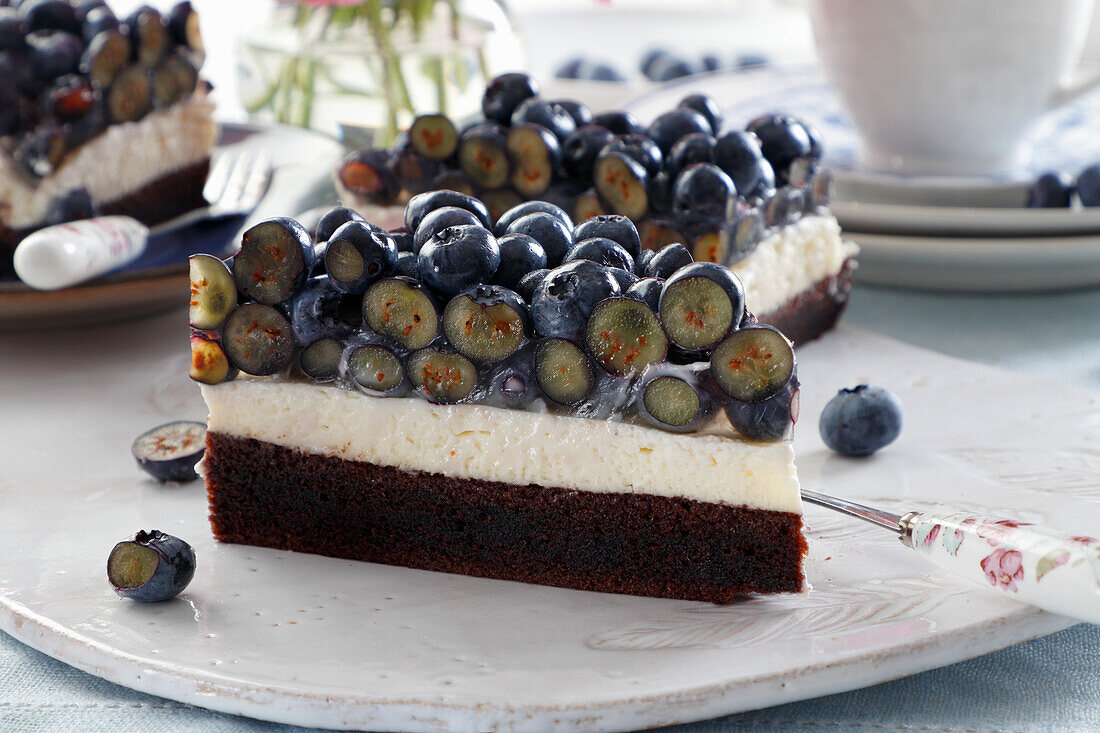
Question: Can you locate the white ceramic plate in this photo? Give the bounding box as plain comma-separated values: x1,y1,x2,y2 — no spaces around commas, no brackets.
0,320,1090,731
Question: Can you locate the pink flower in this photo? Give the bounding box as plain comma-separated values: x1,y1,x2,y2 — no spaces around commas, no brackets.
981,548,1024,592
976,519,1031,547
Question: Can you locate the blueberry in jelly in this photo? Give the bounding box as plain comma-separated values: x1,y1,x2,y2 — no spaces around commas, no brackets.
189,336,234,385
713,131,775,199
601,133,663,177
408,113,457,160
222,303,296,376
81,28,129,88
531,259,620,339
298,336,343,382
1079,164,1100,207
506,122,561,197
413,205,483,253
593,150,649,221
345,342,408,396
1027,171,1074,208
572,214,641,260
726,375,800,441
418,224,500,294
495,200,573,237
505,212,573,267
487,346,538,408
45,185,95,224
639,372,709,431
443,284,527,363
27,29,83,80
672,163,736,231
168,1,202,54
710,325,795,402
678,93,722,135
515,267,550,302
407,347,479,403
554,99,593,127
325,221,397,293
668,132,716,178
492,233,547,289
126,6,168,68
0,9,27,51
561,124,615,183
658,261,744,352
394,250,418,278
289,276,350,343
647,108,711,156
23,0,79,34
82,6,118,42
645,242,693,279
819,384,903,456
131,421,206,483
591,110,642,136
315,206,365,243
746,114,814,185
482,71,539,126
188,254,236,330
233,217,313,304
362,276,440,350
338,148,399,205
625,276,663,312
479,188,523,224
565,237,634,272
534,337,593,406
404,189,490,232
108,530,196,602
584,296,667,376
573,188,606,223
510,97,577,142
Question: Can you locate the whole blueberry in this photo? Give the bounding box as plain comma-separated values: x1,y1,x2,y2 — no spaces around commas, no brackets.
647,108,712,156
107,529,196,603
1027,171,1075,208
482,71,539,126
746,114,814,185
315,206,365,243
819,384,904,457
607,266,638,292
511,97,577,141
414,205,483,252
565,237,634,272
23,0,80,34
0,8,27,51
394,250,418,278
492,232,547,289
531,259,620,339
405,189,491,232
418,224,500,294
672,163,737,229
640,48,671,78
561,124,615,183
650,55,693,82
713,131,775,199
646,242,693,279
668,132,716,178
554,99,593,127
515,267,550,302
726,377,800,441
505,212,573,267
494,200,573,236
1079,164,1100,207
572,214,641,259
601,133,663,177
590,110,642,136
82,6,118,42
27,29,83,80
625,276,663,311
289,276,349,343
678,93,722,134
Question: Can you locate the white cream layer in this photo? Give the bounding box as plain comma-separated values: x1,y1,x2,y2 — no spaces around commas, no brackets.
202,380,802,514
0,94,218,229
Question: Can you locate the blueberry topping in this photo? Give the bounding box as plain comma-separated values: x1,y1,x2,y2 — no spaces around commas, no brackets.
625,276,663,311
678,93,722,134
565,237,634,272
672,162,736,231
106,64,151,122
572,188,607,223
131,421,206,483
492,232,547,289
634,247,656,276
418,224,500,294
315,206,365,243
553,99,593,127
645,242,693,279
188,254,236,330
126,6,169,68
668,132,716,178
590,110,642,136
289,276,349,343
607,266,637,292
506,122,561,197
534,337,593,405
713,131,775,199
1079,164,1100,207
298,336,343,382
458,122,510,188
819,384,904,456
81,6,118,42
639,372,708,431
24,0,80,35
646,108,711,155
1027,171,1074,208
494,200,573,236
658,261,744,351
808,167,834,211
345,342,408,395
710,325,795,402
407,347,479,403
481,71,539,126
638,219,684,254
413,205,483,253
531,259,620,339
362,276,440,350
338,148,399,205
167,1,202,54
233,217,314,304
479,188,523,224
222,303,297,376
746,114,814,185
584,296,667,375
107,530,196,602
404,189,490,232
561,124,615,183
443,284,527,363
510,97,577,141
593,150,649,221
389,134,439,195
726,376,799,441
409,113,458,160
724,207,765,265
80,27,128,87
515,267,550,302
487,346,538,408
572,214,641,260
394,250,418,278
505,211,573,267
188,336,233,384
28,29,83,81
430,169,477,196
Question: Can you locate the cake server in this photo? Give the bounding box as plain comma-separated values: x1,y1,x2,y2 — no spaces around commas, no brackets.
801,489,1100,624
13,150,271,291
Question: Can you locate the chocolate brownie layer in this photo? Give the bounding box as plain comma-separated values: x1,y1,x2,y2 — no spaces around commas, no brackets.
0,158,210,277
205,432,808,603
758,257,856,346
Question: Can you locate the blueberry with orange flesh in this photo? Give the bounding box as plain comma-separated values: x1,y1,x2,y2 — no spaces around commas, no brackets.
713,130,775,199
482,71,539,126
131,421,206,482
233,217,314,304
710,324,795,402
188,254,236,330
505,211,573,267
106,64,151,122
315,206,365,243
443,284,528,363
189,336,235,385
584,296,667,376
506,122,561,198
338,148,399,205
638,368,711,432
458,122,510,189
407,347,480,403
678,93,722,135
645,242,693,279
572,188,606,223
413,205,482,253
344,341,409,396
409,113,458,161
492,233,547,290
658,261,744,353
479,188,523,225
531,259,620,339
221,303,296,376
638,219,684,254
534,337,593,406
107,530,196,602
362,276,440,350
565,237,633,272
572,214,641,260
495,200,573,237
324,220,397,293
298,336,344,382
510,97,576,142
153,53,196,105
647,108,711,156
418,224,500,295
591,110,642,136
125,6,169,68
601,133,662,177
593,150,649,221
404,189,490,232
561,125,615,184
726,374,800,441
167,1,203,55
81,27,128,88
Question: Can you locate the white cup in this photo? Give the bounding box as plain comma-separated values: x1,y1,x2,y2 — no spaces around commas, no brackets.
810,0,1100,177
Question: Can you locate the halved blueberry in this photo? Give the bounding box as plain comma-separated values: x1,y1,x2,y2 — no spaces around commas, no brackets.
188,254,236,330
407,347,479,403
572,188,606,223
108,530,196,602
107,64,151,122
534,337,593,406
362,276,439,350
418,224,500,294
726,375,800,441
505,212,573,267
458,122,510,189
222,303,296,376
345,341,408,396
126,6,169,68
492,233,547,289
167,1,203,54
338,148,399,205
430,170,477,196
131,421,206,482
298,336,343,382
389,140,439,195
584,296,667,376
404,189,490,232
565,237,633,272
808,167,834,211
409,113,458,160
189,337,234,385
81,27,129,88
638,371,710,432
531,259,620,339
482,71,539,126
233,217,314,305
710,325,795,402
601,134,662,177
593,150,649,221
638,220,685,254
724,207,764,265
494,200,573,236
506,122,561,197
658,261,744,352
443,284,527,363
479,188,523,225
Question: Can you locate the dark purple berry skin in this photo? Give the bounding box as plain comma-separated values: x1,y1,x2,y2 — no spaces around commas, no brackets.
24,0,80,34
418,224,500,294
389,230,414,253
482,71,539,126
289,276,350,344
634,248,655,276
714,131,775,199
553,99,593,127
668,132,716,178
324,220,397,293
510,97,577,141
726,376,800,441
394,250,418,278
494,200,573,236
746,114,815,185
81,6,118,42
565,237,634,272
672,163,737,230
1079,164,1100,207
607,266,638,292
650,55,693,83
45,187,95,224
505,212,573,267
108,530,196,603
413,205,483,252
646,108,711,155
27,29,83,80
818,384,902,456
645,242,693,279
515,267,550,302
405,189,491,232
648,171,673,215
625,276,663,311
572,214,641,260
0,8,27,51
1027,171,1075,208
561,125,615,183
487,345,539,408
678,93,722,135
492,233,547,289
315,207,365,243
530,259,620,339
590,110,642,136
602,133,663,177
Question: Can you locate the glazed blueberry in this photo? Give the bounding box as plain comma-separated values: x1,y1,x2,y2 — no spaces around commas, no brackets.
819,384,903,456
487,346,538,408
27,29,83,80
289,276,350,343
409,113,458,161
296,337,342,382
315,206,365,243
233,217,314,304
668,132,716,178
510,97,577,141
672,163,737,229
505,212,573,267
494,200,573,236
710,325,795,402
404,189,491,232
492,233,547,289
81,6,118,42
344,340,409,396
638,370,710,432
591,110,643,136
482,71,539,126
1079,164,1100,207
646,108,711,155
572,214,641,261
658,261,745,352
645,242,693,279
553,99,593,127
362,276,440,349
393,250,418,278
167,1,202,54
726,376,800,441
565,237,633,272
602,133,663,177
534,337,593,406
515,267,550,302
418,224,500,294
45,186,95,224
678,93,722,134
561,125,615,183
458,122,510,189
338,148,399,205
0,8,27,51
23,0,79,34
443,284,528,363
584,296,667,375
625,276,663,311
131,421,206,482
1027,171,1075,208
506,122,561,197
222,303,297,375
531,259,620,339
593,150,649,221
407,347,480,403
413,205,483,253
634,246,656,275
107,530,196,602
746,114,814,185
607,266,637,292
187,254,236,330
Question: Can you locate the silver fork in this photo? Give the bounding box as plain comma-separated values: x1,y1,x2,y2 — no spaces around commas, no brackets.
149,148,272,234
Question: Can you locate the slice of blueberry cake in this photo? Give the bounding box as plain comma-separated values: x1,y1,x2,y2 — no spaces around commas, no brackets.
335,73,856,345
190,196,808,604
0,1,215,276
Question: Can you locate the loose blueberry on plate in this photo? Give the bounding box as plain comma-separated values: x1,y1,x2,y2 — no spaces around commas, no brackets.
1079,163,1100,207
222,303,297,376
588,62,626,82
640,48,669,78
298,336,344,382
573,214,641,260
189,337,233,384
443,284,527,363
572,188,606,223
639,372,708,432
409,113,458,161
531,259,620,339
345,342,408,395
710,325,795,402
819,384,903,456
602,133,663,177
482,71,539,126
495,200,573,236
492,232,547,289
407,347,479,403
746,114,814,185
315,206,365,243
554,99,593,127
404,189,491,232
726,376,799,441
362,276,440,350
565,236,633,272
645,241,693,279
515,267,550,302
233,217,314,304
107,530,196,602
590,110,642,136
625,276,663,311
1027,171,1075,208
413,205,483,253
555,57,585,80
338,148,400,205
505,211,573,267
658,261,744,352
188,254,236,330
510,97,577,142
418,224,500,294
487,346,538,408
678,93,722,134
289,276,349,343
672,162,737,232
650,55,693,83
561,125,615,184
647,108,711,156
534,337,593,405
584,296,667,375
593,150,649,221
131,420,206,482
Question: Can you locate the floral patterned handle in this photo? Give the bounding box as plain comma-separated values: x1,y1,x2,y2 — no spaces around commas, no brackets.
903,512,1100,624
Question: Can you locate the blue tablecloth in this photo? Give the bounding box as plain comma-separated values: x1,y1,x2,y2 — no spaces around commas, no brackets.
4,282,1100,732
